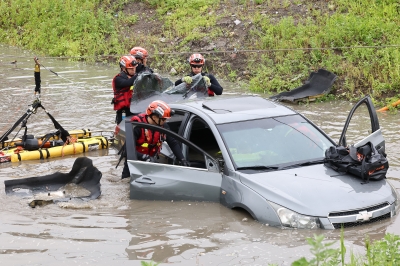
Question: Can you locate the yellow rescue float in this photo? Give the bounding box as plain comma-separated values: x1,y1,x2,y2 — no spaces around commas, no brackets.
0,130,109,163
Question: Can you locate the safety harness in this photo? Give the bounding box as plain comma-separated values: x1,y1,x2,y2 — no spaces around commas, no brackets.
111,71,133,110
131,114,165,156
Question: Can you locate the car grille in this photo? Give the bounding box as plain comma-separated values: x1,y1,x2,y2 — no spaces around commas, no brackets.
328,202,389,217
332,212,390,229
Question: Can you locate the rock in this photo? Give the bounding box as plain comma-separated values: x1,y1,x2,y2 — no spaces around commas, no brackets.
215,40,226,48
169,68,177,75
203,43,216,51
234,19,241,25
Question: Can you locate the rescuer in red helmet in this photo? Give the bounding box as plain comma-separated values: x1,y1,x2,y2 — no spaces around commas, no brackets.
112,55,138,124
129,46,153,73
120,100,190,179
175,53,223,96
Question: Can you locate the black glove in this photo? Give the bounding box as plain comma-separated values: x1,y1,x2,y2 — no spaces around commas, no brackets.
142,154,157,162
179,159,190,167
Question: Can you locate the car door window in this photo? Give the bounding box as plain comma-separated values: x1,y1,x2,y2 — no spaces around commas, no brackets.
185,118,221,169
158,110,188,164
127,121,220,171
341,104,372,146
338,96,384,151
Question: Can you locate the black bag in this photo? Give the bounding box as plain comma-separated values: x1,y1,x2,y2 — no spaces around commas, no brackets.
324,142,389,183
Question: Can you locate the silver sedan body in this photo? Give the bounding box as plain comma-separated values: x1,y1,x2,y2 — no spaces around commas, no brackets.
118,95,399,229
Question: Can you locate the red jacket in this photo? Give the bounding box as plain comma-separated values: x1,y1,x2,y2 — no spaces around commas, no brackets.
131,114,165,156
112,73,133,111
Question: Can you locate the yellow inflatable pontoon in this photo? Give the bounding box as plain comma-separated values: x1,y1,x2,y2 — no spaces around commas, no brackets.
0,132,108,163
0,129,94,149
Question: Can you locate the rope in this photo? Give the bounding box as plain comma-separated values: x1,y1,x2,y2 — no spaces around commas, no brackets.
0,44,399,60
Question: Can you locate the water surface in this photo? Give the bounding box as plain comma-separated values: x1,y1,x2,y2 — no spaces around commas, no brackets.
1,45,399,265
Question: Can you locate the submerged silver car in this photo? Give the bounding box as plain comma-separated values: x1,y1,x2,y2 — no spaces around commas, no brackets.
122,95,399,229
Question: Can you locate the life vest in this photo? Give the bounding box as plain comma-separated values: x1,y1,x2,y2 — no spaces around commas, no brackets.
131,114,165,156
188,72,214,96
112,72,133,111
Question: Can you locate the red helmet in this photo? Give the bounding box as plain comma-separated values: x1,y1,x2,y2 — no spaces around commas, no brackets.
119,55,138,69
130,47,149,59
146,100,174,119
189,53,205,65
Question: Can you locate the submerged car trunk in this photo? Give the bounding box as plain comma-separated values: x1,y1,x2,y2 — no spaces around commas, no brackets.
239,164,395,217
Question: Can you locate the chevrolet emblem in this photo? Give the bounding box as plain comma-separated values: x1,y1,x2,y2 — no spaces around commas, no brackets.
356,211,373,221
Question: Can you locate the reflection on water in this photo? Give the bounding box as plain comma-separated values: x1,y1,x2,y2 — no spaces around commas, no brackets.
1,45,400,265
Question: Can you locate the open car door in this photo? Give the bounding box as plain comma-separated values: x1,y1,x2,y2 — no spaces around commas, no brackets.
338,95,385,152
125,120,222,202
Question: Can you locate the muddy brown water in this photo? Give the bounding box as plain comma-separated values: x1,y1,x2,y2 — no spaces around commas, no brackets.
0,45,399,265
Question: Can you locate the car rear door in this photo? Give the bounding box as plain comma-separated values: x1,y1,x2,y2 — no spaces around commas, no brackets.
338,95,385,152
125,120,222,202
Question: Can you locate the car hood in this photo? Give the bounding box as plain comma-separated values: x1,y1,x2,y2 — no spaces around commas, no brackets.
239,164,395,217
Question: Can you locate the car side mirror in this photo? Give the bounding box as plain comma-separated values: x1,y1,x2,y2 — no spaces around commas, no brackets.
217,158,225,171
205,157,220,172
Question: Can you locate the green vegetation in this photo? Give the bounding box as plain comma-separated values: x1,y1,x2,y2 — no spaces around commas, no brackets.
248,0,400,102
0,0,126,58
147,0,220,45
292,232,400,266
0,0,399,105
141,261,159,266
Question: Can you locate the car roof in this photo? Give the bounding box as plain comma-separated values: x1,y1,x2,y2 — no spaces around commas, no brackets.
170,95,297,124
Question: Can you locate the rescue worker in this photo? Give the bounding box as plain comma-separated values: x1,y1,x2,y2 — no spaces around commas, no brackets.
130,47,153,73
120,100,190,179
175,53,223,96
112,55,138,124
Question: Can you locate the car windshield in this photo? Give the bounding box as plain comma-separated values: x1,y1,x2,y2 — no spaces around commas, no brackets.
217,115,333,170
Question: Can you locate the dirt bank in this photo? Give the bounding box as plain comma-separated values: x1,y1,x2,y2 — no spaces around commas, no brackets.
121,1,335,93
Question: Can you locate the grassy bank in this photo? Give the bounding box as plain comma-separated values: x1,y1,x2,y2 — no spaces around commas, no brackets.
291,232,400,266
0,0,399,106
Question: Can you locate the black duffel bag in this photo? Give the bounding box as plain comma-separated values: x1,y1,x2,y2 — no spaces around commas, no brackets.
324,141,389,183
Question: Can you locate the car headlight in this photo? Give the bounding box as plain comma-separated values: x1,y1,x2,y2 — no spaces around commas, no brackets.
269,202,320,229
388,180,400,213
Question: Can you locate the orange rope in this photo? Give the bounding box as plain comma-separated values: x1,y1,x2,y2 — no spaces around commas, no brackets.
377,99,400,112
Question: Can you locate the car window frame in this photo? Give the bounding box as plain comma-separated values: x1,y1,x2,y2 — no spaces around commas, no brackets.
125,120,220,170
338,95,382,149
181,115,218,162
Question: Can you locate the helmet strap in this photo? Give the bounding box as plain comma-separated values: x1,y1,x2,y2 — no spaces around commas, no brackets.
148,114,162,126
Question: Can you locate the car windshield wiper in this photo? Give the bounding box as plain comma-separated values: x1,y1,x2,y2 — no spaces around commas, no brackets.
280,159,325,169
237,165,280,171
